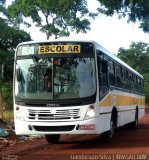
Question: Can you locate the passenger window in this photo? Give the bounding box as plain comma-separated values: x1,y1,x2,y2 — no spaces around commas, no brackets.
97,55,109,99
128,72,134,91
115,64,122,76
108,59,116,86
108,60,114,73
115,63,123,88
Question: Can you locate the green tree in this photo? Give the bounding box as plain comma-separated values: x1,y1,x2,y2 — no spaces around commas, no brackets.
117,42,149,74
0,3,32,51
0,49,13,111
117,42,149,104
97,0,149,33
7,0,96,39
0,18,31,51
0,2,31,111
143,73,149,104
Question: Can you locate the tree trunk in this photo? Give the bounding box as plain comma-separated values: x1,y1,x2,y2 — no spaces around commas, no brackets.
47,33,50,40
0,92,3,120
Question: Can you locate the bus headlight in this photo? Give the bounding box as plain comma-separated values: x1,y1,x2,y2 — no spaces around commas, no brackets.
15,106,24,121
84,105,95,120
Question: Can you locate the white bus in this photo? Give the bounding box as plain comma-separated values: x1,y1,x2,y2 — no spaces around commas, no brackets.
8,40,145,143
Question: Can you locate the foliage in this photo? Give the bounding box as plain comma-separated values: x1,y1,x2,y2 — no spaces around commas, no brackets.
97,0,149,33
0,49,14,111
117,42,149,74
143,73,149,104
0,18,31,51
3,110,14,121
0,82,13,110
0,3,32,51
0,1,31,111
7,0,97,39
117,42,149,104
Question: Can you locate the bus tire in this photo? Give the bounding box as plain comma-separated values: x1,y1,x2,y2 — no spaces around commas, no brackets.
45,134,60,143
131,109,139,129
125,109,138,130
102,113,115,142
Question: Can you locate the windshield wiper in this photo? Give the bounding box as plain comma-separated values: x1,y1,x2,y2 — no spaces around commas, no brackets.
31,54,39,64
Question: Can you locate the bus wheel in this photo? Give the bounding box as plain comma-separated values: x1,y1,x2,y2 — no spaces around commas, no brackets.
126,109,138,130
102,114,115,142
45,134,60,143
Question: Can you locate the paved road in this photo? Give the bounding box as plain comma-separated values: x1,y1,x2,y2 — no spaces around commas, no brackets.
1,111,149,160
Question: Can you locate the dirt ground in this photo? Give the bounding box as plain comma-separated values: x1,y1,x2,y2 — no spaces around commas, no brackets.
1,109,149,160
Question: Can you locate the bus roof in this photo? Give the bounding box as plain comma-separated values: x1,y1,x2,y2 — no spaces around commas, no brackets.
17,39,143,79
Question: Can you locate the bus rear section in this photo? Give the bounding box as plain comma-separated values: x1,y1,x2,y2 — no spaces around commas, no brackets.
96,44,145,141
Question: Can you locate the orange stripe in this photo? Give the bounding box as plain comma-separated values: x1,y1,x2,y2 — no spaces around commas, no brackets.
99,93,145,107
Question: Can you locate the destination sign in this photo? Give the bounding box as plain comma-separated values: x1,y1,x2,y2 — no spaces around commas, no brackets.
38,45,81,54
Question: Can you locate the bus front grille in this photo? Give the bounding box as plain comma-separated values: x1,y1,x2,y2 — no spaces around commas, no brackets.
27,108,80,121
32,125,75,132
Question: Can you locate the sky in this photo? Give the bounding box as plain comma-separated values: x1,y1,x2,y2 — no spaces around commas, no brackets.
6,0,149,54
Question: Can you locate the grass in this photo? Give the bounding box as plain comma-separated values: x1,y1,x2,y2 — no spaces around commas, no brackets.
3,110,14,121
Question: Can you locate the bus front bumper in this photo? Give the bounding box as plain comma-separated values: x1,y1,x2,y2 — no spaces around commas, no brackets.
15,118,101,135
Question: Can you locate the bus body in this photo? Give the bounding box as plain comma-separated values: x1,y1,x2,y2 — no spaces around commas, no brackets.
13,40,145,142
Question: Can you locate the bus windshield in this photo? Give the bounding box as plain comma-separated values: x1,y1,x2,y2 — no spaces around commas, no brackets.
15,42,96,101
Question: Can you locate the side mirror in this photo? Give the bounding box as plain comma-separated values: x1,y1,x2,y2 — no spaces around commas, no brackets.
101,60,108,73
1,64,8,81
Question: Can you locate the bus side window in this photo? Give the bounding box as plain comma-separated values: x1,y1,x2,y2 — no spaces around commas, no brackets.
115,63,123,88
140,79,144,94
137,78,141,94
123,68,128,90
134,76,137,93
108,59,116,87
128,72,134,92
97,55,109,99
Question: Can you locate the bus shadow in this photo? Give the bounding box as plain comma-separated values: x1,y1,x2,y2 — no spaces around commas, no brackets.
59,124,149,149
